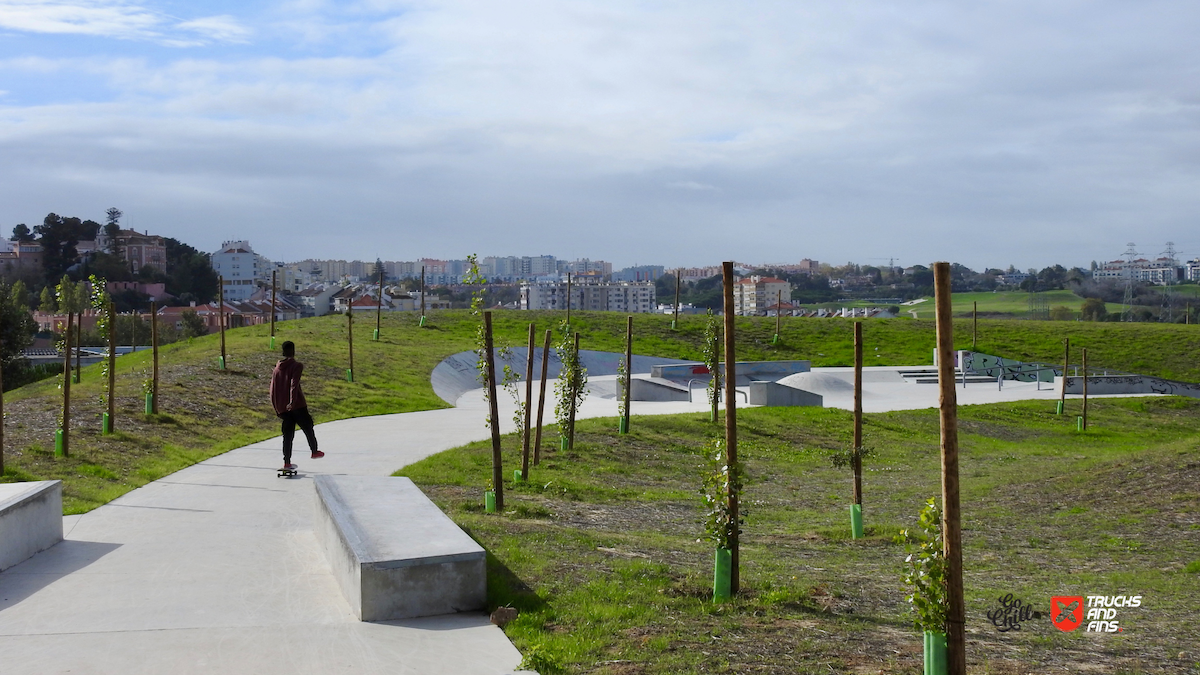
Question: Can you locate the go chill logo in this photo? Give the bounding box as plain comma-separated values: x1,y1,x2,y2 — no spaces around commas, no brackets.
1051,595,1141,633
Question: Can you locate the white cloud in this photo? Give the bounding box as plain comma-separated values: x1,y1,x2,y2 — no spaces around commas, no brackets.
0,0,251,45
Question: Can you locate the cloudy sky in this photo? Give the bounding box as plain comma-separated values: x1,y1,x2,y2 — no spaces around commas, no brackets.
1,1,1198,271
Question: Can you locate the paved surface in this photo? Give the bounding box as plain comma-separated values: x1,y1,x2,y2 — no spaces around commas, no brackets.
0,365,1140,674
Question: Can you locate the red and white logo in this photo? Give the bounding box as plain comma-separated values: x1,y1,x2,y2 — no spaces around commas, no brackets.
1051,596,1084,632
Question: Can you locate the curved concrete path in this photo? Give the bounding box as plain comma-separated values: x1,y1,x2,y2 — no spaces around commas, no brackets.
0,374,711,675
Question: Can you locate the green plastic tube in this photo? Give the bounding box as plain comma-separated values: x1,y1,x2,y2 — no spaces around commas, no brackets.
419,315,426,327
1077,416,1083,431
1056,400,1063,415
102,413,112,435
924,630,947,675
270,336,275,349
850,503,863,539
346,369,354,382
54,429,64,456
513,469,523,483
619,418,628,434
713,548,732,602
485,490,496,513
145,393,153,415
373,329,379,341
560,436,569,452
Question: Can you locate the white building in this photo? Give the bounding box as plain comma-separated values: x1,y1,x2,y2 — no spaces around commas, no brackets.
521,279,656,313
1092,257,1182,286
733,275,791,316
211,241,272,302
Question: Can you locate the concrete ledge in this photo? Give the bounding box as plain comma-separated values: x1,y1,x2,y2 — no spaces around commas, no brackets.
631,377,691,401
651,360,811,383
0,480,64,573
314,475,485,621
749,381,824,407
1058,375,1200,398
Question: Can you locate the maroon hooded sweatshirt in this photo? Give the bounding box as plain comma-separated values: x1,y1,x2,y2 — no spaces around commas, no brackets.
270,357,307,415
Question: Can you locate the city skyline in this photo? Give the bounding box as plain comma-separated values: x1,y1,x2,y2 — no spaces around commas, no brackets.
2,2,1199,270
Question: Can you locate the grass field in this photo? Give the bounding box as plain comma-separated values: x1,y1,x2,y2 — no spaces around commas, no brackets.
901,291,1124,320
398,400,1200,674
5,309,1200,513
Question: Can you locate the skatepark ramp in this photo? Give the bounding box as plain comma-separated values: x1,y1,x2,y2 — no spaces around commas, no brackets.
1059,375,1200,398
432,349,694,404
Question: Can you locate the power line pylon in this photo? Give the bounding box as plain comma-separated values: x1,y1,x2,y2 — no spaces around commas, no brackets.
1160,242,1178,323
1121,243,1139,322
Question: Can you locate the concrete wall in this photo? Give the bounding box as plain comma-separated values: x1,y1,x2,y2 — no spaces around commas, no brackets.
630,377,691,401
650,360,811,383
314,475,486,621
1058,375,1200,398
0,481,64,573
748,381,824,407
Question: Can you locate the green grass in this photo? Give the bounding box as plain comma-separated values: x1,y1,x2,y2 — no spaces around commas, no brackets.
399,399,1200,674
903,291,1123,320
5,309,1200,514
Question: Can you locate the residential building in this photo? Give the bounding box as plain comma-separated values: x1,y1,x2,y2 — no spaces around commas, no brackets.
521,279,656,313
100,229,167,273
733,276,791,316
211,241,272,302
1092,257,1182,285
613,265,664,282
0,240,43,277
673,266,722,281
558,259,613,276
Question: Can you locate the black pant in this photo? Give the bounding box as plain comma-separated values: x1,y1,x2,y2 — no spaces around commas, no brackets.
280,407,317,464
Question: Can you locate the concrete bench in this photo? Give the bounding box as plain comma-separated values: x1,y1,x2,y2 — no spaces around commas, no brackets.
0,480,64,573
313,475,486,621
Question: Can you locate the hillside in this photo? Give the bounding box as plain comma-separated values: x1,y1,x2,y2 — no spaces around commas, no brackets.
3,309,1199,512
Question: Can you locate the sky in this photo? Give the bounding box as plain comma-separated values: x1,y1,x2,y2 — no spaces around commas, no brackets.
1,0,1198,272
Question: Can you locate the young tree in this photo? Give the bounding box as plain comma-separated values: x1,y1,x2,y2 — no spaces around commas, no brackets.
180,310,207,338
9,280,29,311
104,208,123,255
39,286,57,313
1,279,37,385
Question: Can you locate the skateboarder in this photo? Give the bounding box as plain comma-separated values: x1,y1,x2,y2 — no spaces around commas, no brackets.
270,340,324,470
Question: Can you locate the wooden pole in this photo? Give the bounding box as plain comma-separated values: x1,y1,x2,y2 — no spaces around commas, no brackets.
218,276,226,369
270,270,277,339
483,312,504,510
566,272,572,326
535,329,552,466
775,290,782,339
673,269,680,328
933,262,966,675
152,301,159,414
712,324,721,424
62,312,73,457
567,331,580,450
721,261,739,594
853,321,863,507
420,265,426,320
74,315,81,382
1059,338,1069,414
347,308,354,380
376,265,384,339
1082,348,1089,431
522,323,535,480
623,316,633,433
107,300,116,432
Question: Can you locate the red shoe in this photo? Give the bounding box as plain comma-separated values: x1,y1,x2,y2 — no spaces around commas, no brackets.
283,463,297,470
311,451,325,459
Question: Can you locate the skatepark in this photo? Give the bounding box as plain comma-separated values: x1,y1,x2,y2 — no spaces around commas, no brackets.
0,352,1172,674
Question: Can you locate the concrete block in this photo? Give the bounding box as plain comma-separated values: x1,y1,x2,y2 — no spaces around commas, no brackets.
0,480,64,573
314,475,485,621
630,377,691,402
748,381,824,407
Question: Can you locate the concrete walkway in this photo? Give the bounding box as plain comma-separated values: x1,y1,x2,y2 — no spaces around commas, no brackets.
0,366,1147,674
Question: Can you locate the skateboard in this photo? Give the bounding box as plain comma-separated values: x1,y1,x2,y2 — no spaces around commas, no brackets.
277,466,298,478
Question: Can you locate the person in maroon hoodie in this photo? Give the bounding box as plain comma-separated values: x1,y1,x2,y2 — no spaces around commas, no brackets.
270,341,325,470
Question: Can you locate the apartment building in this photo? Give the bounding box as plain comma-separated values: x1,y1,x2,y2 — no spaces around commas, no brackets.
211,240,272,302
520,279,656,313
734,275,791,316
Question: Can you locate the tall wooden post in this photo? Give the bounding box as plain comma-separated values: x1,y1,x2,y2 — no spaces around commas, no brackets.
534,329,551,465
521,323,535,480
933,262,966,675
375,265,384,340
218,276,226,369
775,290,782,340
673,269,681,328
483,312,504,510
853,321,863,507
721,261,739,594
567,331,580,450
1059,338,1069,414
711,325,721,424
270,270,277,342
972,301,977,349
622,316,633,433
1082,348,1089,431
107,300,116,433
0,337,4,475
151,301,160,414
61,312,73,457
566,272,572,325
420,265,426,321
74,317,81,382
347,308,354,381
